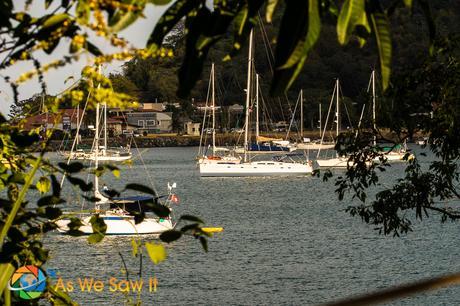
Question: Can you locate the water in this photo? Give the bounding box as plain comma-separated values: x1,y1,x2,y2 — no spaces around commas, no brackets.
45,146,460,305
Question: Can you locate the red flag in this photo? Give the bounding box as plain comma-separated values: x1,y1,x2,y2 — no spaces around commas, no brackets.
170,194,179,204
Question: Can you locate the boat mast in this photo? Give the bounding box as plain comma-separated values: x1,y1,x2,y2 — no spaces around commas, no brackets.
94,65,101,210
300,89,303,139
211,62,216,155
336,79,340,137
318,103,321,139
256,73,259,141
76,104,80,146
372,70,376,146
243,29,254,163
103,99,107,156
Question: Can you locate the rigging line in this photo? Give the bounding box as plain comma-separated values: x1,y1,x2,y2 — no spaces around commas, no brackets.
258,13,274,75
198,68,213,156
286,91,301,140
119,111,159,196
317,82,337,158
259,13,295,126
59,88,92,187
339,82,354,130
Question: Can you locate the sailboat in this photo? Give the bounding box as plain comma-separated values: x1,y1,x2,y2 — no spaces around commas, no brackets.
316,79,360,168
367,70,412,162
197,63,241,165
199,30,313,177
295,89,334,150
62,68,132,162
56,75,174,235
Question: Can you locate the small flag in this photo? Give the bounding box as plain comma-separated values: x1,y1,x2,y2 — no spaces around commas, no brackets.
170,194,179,204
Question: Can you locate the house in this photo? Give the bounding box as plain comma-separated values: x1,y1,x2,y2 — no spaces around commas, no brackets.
125,111,173,134
184,121,200,136
23,109,84,131
141,103,165,112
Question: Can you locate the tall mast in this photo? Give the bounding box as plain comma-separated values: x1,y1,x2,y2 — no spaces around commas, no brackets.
318,103,322,138
103,99,107,155
336,79,340,137
94,65,101,209
256,73,259,140
243,29,254,163
76,104,80,146
300,89,303,139
211,62,216,155
372,70,376,146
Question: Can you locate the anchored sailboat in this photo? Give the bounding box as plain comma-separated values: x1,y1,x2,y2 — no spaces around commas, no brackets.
199,30,312,177
56,71,174,235
197,63,241,165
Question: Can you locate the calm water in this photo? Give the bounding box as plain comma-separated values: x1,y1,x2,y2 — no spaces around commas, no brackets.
44,146,460,305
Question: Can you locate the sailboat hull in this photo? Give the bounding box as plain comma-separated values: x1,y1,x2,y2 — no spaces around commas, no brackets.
199,161,313,177
56,214,173,235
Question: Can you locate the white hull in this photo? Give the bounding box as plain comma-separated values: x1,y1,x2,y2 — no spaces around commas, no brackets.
63,151,132,162
199,160,313,177
56,213,173,235
316,157,351,168
197,155,241,165
234,147,296,154
297,143,335,150
374,152,413,162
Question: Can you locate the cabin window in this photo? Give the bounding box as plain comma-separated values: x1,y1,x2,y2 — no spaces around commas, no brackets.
146,120,156,126
138,120,145,127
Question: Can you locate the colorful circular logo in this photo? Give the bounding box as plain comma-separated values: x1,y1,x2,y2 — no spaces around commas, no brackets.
8,265,46,300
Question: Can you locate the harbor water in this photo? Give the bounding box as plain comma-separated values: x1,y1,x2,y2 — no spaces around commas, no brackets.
45,146,460,305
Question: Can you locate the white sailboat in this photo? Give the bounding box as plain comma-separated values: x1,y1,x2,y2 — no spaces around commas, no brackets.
56,76,174,235
197,63,241,165
62,67,132,162
295,89,334,150
199,30,313,177
367,70,412,162
316,79,355,168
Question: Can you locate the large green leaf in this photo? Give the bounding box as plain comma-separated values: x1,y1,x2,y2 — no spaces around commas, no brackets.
281,0,321,69
370,10,392,90
270,0,310,94
109,0,146,33
42,13,70,29
265,0,279,23
337,0,365,45
147,0,201,51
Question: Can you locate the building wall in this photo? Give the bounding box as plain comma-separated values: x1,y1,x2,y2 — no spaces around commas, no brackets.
126,112,172,133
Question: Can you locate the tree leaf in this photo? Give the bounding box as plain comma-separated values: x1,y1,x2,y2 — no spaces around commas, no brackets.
37,195,65,207
265,0,279,23
159,230,182,243
58,162,85,173
403,0,413,8
88,233,104,244
42,13,69,28
145,242,166,264
179,215,204,223
149,0,173,5
67,176,93,192
109,9,141,33
125,183,156,196
36,176,51,194
337,0,365,45
280,0,321,69
199,236,208,252
76,0,90,24
147,0,200,50
370,9,392,90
